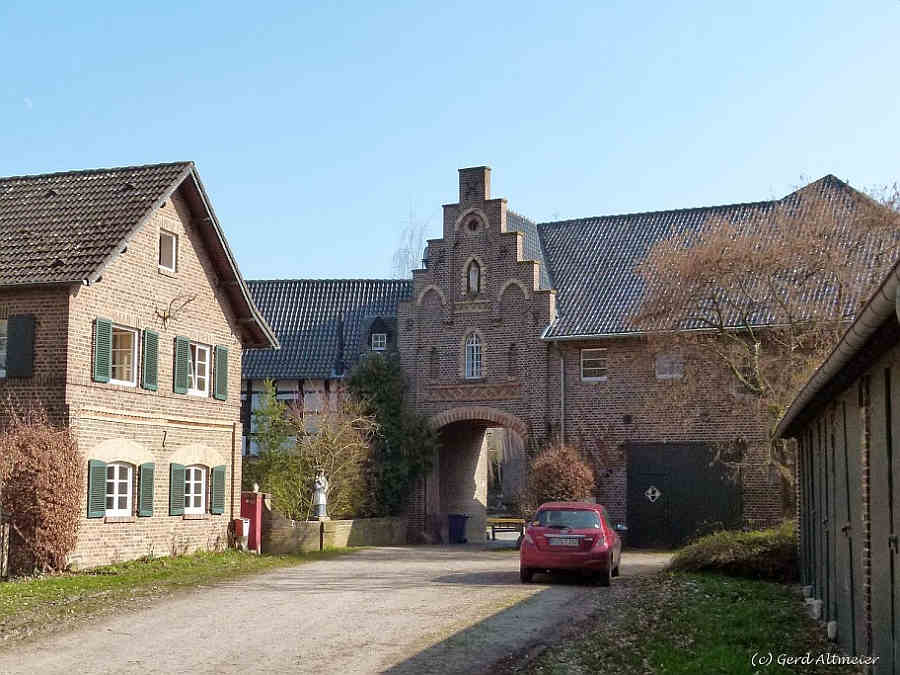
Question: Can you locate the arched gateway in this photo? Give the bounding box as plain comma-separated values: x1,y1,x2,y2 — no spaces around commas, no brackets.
429,406,529,440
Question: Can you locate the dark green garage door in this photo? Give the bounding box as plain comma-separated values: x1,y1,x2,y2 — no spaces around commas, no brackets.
626,443,743,548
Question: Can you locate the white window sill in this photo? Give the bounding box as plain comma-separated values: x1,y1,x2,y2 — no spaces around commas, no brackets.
187,389,208,397
158,265,177,277
183,513,209,520
581,376,608,383
104,515,136,523
109,379,136,387
656,375,684,381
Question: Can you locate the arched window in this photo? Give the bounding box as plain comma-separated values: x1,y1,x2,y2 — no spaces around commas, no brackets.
184,465,207,514
465,333,482,379
466,260,481,295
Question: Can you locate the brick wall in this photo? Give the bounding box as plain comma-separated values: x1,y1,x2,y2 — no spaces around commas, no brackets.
400,168,784,534
2,186,247,568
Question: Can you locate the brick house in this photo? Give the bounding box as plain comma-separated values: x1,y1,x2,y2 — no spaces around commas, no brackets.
0,162,277,568
244,166,870,546
776,257,900,669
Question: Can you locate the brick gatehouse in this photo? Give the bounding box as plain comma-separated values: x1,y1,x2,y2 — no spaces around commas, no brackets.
244,166,864,546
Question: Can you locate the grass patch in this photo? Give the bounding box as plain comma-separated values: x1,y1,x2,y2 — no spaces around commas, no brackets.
0,548,354,643
668,521,797,581
507,573,859,675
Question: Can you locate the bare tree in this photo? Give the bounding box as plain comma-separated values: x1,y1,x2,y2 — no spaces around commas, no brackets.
391,209,433,279
630,179,900,440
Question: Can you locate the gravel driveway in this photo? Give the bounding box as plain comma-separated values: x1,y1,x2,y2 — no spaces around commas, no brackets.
0,547,670,674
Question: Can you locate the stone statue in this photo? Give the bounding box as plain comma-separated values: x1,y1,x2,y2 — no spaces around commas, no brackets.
312,471,329,520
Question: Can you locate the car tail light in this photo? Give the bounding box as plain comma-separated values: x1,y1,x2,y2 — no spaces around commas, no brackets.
593,530,607,549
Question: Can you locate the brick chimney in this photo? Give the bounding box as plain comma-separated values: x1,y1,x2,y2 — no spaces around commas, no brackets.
458,166,491,205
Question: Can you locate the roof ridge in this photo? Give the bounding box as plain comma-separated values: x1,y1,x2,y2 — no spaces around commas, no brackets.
536,197,779,228
247,278,413,283
0,161,193,183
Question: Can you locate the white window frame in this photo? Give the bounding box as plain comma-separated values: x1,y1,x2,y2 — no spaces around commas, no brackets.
371,333,387,351
0,318,7,379
110,325,139,387
655,352,684,380
184,465,207,514
159,229,178,273
465,333,482,379
581,348,608,382
187,342,210,397
105,462,133,516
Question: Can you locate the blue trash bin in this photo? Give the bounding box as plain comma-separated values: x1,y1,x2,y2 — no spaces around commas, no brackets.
448,513,469,544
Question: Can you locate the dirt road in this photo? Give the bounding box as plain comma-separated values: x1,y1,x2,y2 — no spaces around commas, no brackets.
0,547,670,674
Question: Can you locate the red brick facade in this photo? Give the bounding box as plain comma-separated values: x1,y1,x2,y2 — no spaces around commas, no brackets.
1,184,253,569
399,167,784,539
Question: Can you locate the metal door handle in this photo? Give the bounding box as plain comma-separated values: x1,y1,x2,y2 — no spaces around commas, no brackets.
840,523,851,535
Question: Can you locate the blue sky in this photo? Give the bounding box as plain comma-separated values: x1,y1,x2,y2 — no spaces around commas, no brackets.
2,2,899,279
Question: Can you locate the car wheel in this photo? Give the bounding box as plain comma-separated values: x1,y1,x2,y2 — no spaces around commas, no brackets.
520,564,534,583
597,566,612,587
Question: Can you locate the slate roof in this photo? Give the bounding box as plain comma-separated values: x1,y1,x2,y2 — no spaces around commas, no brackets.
536,175,865,339
507,211,551,289
0,162,191,286
0,162,277,348
242,279,413,380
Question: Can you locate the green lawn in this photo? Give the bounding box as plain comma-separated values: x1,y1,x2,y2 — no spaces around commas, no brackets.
508,573,862,675
0,548,353,642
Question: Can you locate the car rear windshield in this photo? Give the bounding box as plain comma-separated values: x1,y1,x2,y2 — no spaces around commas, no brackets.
537,509,600,529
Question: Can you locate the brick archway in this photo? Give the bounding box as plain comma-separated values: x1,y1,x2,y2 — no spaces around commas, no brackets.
429,405,528,440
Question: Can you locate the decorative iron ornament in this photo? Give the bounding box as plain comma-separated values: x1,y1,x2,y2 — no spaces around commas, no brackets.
645,485,662,503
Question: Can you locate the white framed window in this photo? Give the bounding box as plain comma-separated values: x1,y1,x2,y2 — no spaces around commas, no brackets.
110,325,139,386
105,462,133,516
371,333,387,351
0,318,7,379
581,348,608,381
465,333,482,379
188,343,210,396
655,353,684,380
184,465,206,514
159,230,178,272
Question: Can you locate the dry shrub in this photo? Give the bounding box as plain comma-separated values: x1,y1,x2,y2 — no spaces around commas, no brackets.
668,521,798,582
523,443,595,516
0,406,83,574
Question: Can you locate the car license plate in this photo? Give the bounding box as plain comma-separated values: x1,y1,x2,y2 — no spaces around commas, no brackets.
549,536,579,547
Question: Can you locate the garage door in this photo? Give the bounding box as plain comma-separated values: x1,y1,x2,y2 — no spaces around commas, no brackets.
626,443,743,548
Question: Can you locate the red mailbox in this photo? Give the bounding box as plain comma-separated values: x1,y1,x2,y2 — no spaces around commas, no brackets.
240,492,263,553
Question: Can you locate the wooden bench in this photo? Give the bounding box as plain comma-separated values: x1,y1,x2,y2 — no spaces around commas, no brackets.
486,517,526,540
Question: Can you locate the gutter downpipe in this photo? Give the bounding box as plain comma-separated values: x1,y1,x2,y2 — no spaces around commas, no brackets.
558,341,565,445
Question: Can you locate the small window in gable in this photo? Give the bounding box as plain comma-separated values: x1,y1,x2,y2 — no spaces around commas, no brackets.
466,260,481,295
581,348,608,381
655,353,684,380
371,333,387,351
159,230,178,272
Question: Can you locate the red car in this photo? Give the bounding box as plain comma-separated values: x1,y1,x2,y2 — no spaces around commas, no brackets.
520,502,622,586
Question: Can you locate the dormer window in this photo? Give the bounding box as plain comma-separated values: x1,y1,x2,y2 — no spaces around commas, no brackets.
466,260,481,295
159,230,178,273
371,333,387,351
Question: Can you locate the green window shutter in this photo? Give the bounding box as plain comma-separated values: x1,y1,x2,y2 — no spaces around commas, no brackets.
214,346,228,401
211,465,226,514
87,459,107,518
173,336,189,394
141,329,159,391
169,463,185,516
6,314,35,377
138,462,155,517
93,318,112,383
